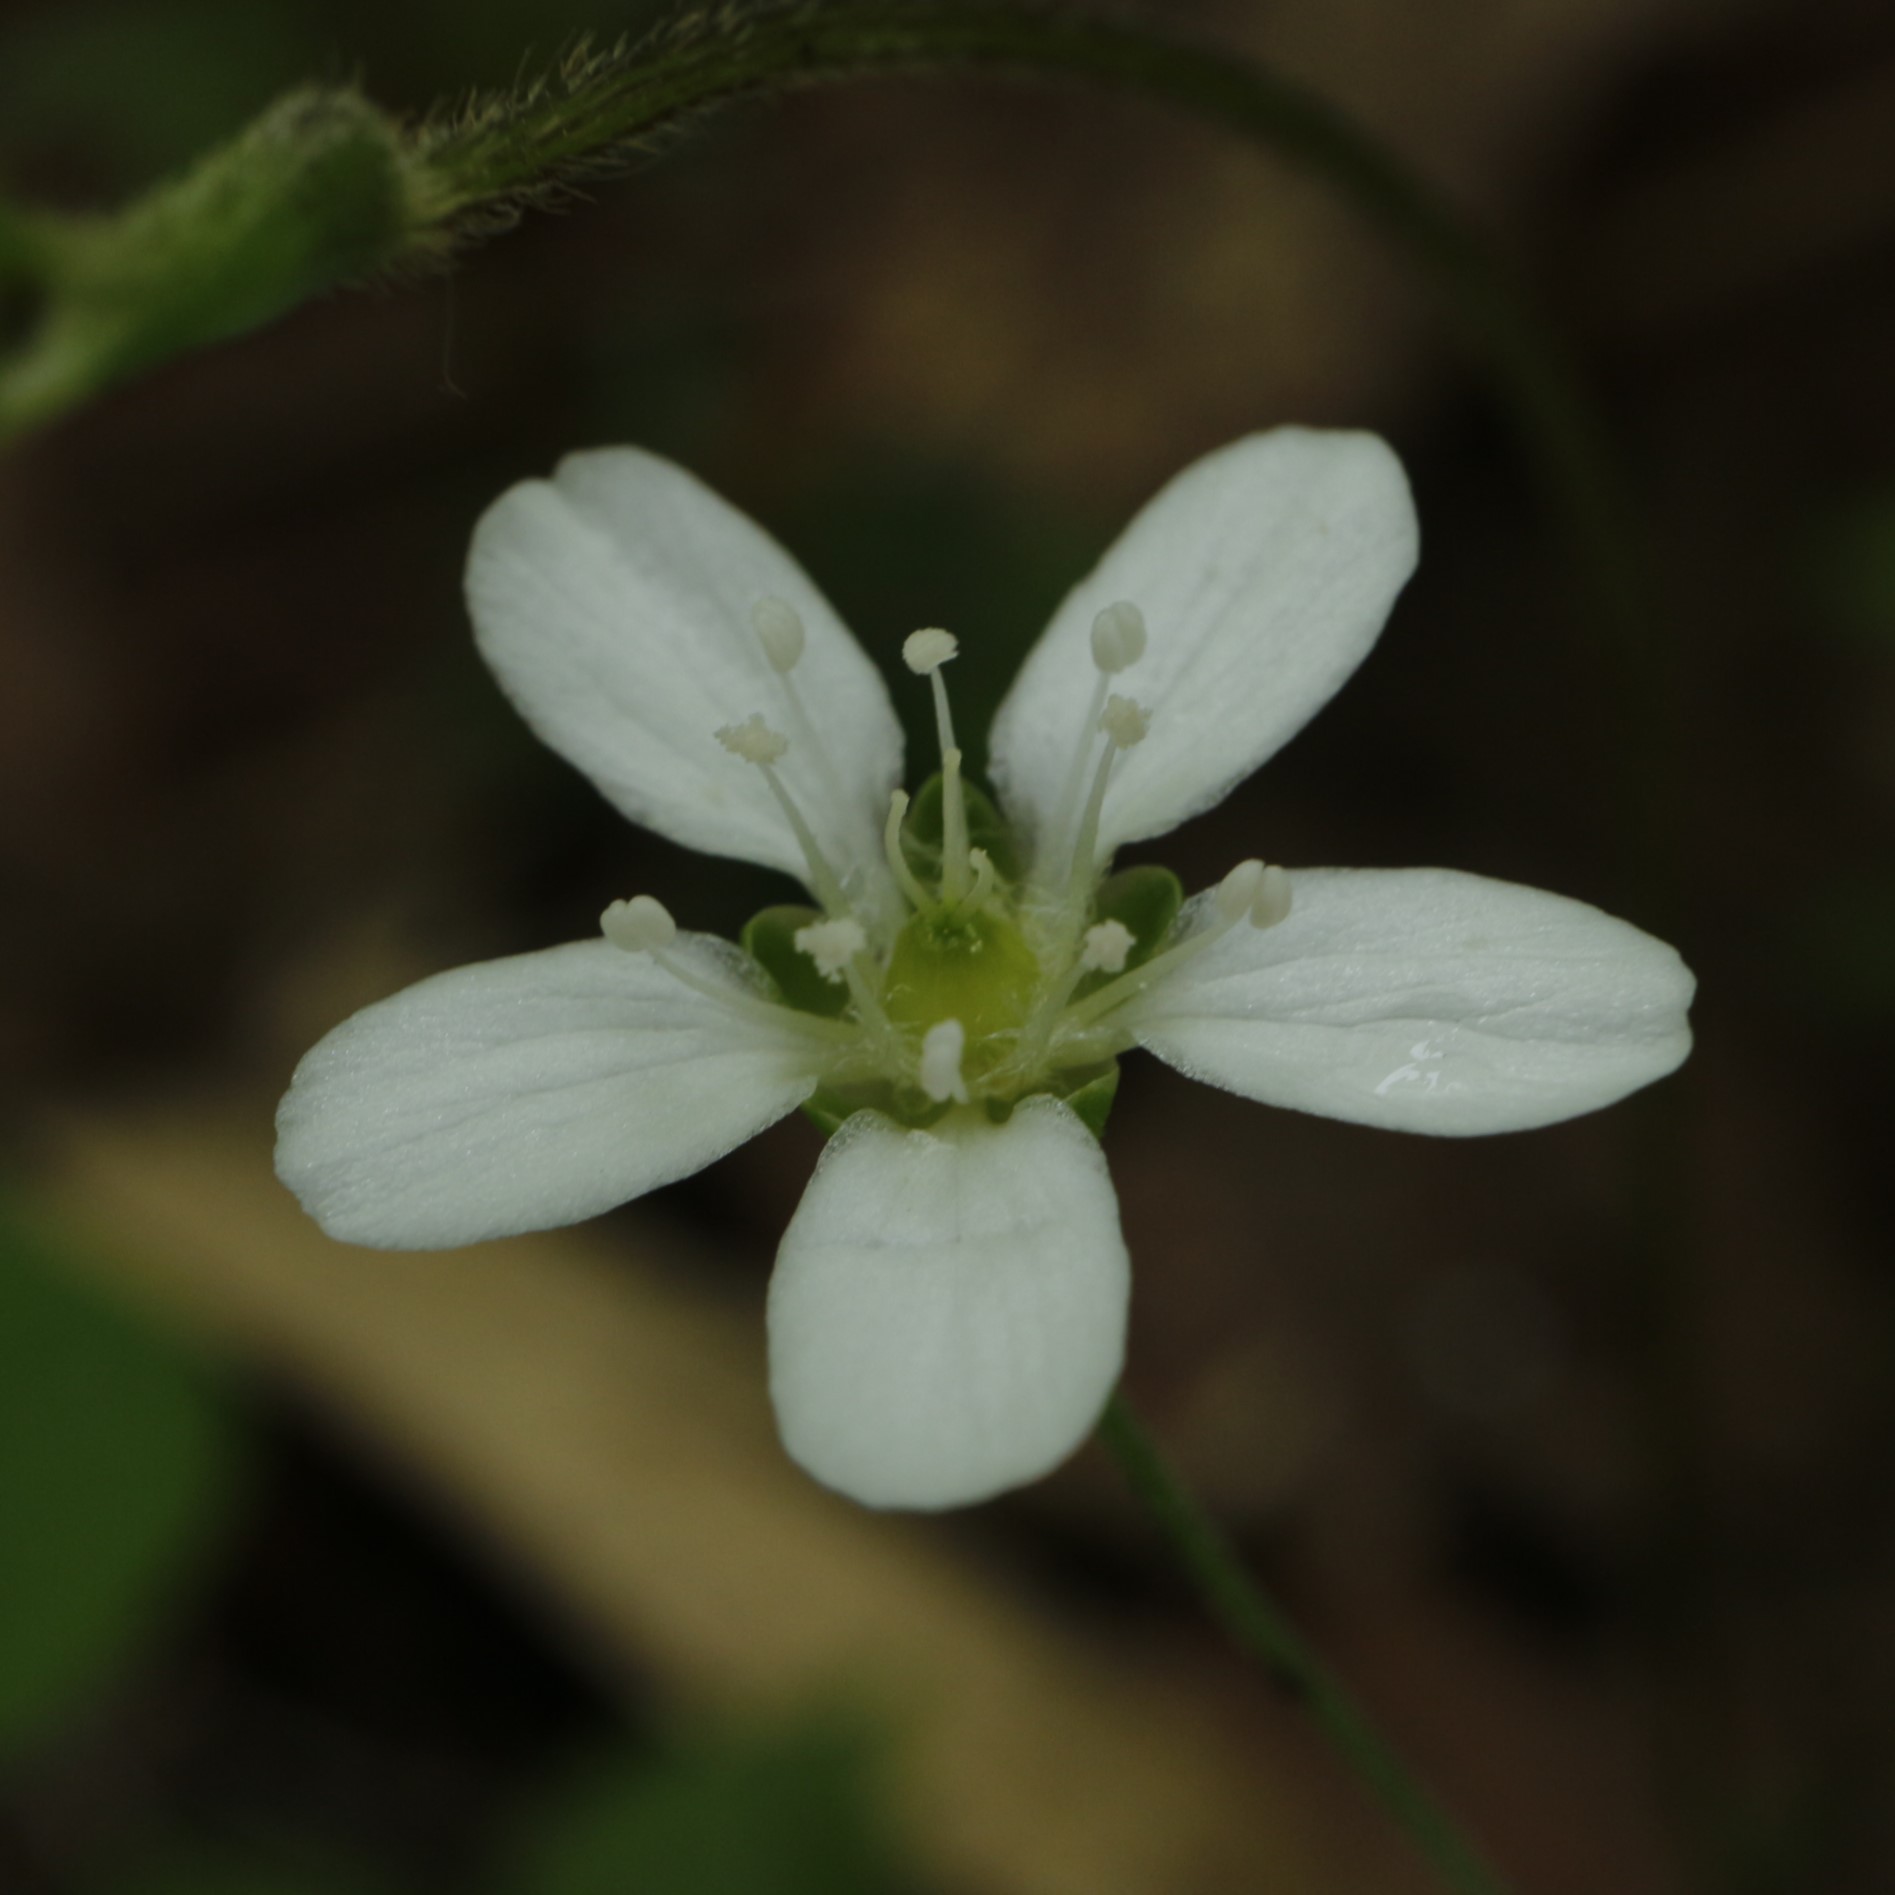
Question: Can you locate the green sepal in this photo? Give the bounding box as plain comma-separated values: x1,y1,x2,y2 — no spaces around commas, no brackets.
801,1081,948,1140
800,1090,855,1139
1054,1061,1120,1141
1093,865,1183,962
900,771,1022,885
740,905,851,1019
1072,864,1184,1002
977,1061,1120,1140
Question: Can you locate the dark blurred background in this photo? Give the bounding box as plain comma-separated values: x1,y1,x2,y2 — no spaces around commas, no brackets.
2,0,1893,1890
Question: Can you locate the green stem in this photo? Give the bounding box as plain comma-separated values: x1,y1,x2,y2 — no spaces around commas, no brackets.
1098,1390,1513,1895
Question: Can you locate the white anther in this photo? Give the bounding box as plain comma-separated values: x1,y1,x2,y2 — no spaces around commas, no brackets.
903,627,959,675
752,596,806,672
919,1018,970,1104
1090,601,1147,674
1080,919,1136,976
601,895,677,953
1100,693,1150,749
1214,859,1267,924
793,916,867,983
1251,864,1293,929
715,714,790,765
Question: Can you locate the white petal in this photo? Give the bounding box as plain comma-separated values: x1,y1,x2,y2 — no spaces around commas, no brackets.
767,1099,1129,1510
1126,869,1694,1135
988,430,1418,867
276,937,828,1249
467,448,903,899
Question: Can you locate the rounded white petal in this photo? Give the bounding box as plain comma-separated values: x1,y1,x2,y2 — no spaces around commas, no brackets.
276,937,827,1249
767,1099,1129,1510
467,448,903,898
1126,869,1694,1135
989,430,1418,866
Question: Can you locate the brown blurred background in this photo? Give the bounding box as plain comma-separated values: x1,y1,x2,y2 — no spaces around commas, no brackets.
2,0,1893,1891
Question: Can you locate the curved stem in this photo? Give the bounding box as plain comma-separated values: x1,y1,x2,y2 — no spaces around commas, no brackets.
1097,1390,1513,1895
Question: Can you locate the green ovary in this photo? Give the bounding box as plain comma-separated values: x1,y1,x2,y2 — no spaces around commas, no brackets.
881,907,1042,1083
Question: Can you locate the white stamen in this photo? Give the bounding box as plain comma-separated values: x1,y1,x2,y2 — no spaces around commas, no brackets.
715,715,852,918
1062,695,1153,906
715,714,789,765
903,627,959,675
1080,919,1135,975
793,916,868,982
1215,858,1267,924
1053,857,1288,1046
1008,907,1138,1077
1100,693,1150,749
919,1018,970,1104
600,899,859,1046
1251,864,1293,929
1090,601,1147,674
752,597,806,673
754,604,852,835
601,895,677,953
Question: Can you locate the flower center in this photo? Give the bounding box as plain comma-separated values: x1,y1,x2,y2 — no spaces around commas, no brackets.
599,595,1295,1131
882,907,1042,1083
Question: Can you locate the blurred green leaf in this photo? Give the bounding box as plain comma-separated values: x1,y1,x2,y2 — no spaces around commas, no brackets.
0,1205,241,1755
504,1713,913,1895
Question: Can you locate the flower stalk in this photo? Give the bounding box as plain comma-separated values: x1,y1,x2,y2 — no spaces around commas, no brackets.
1098,1391,1513,1895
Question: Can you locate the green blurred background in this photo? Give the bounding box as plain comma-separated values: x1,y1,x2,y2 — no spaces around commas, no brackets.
2,0,1892,1890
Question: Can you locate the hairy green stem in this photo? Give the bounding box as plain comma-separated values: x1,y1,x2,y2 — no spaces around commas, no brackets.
1098,1391,1513,1895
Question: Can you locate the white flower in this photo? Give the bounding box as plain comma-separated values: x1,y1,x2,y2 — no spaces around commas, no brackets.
276,431,1695,1511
